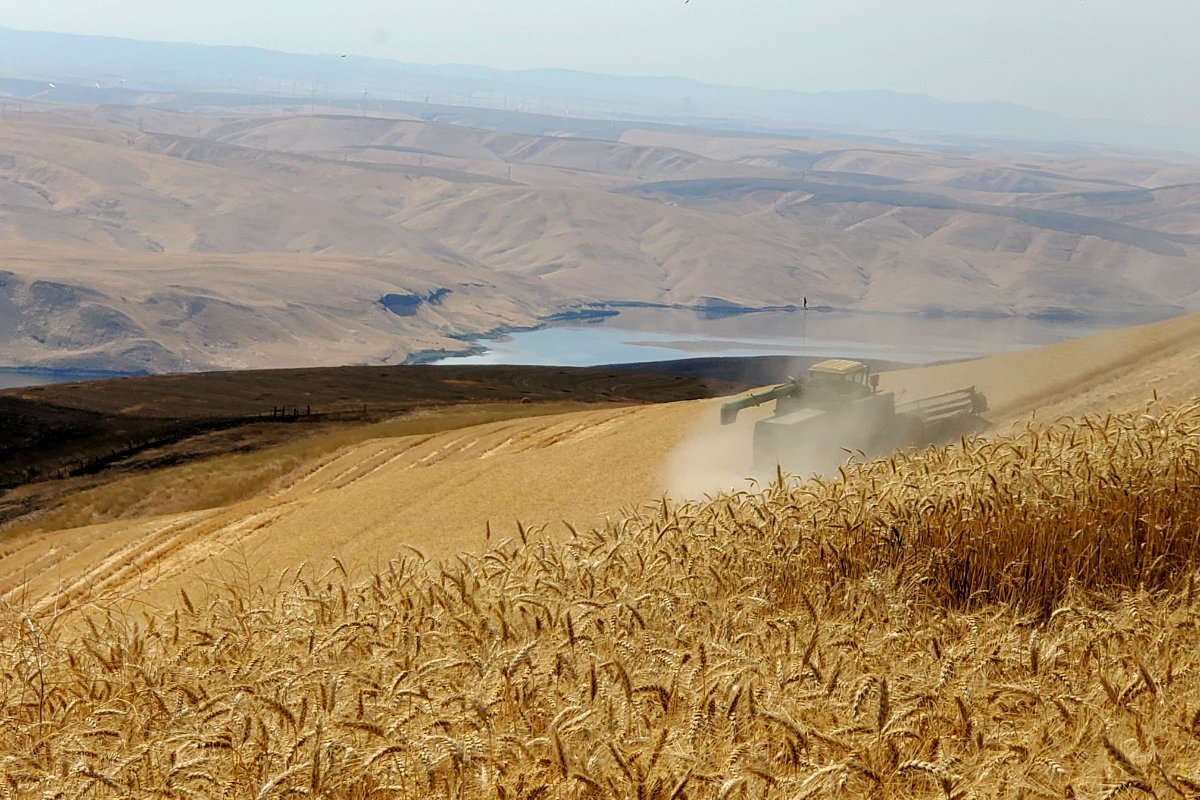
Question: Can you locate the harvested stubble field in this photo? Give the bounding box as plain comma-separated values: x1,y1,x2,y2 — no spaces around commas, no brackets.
0,401,715,616
3,399,1200,799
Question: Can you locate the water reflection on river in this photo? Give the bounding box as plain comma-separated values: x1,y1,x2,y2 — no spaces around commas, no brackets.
433,308,1141,367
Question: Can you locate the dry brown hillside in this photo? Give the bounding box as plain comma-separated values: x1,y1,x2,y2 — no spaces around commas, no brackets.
2,101,1200,372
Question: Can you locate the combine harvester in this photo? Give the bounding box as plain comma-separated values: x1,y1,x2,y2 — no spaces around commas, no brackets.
720,358,988,471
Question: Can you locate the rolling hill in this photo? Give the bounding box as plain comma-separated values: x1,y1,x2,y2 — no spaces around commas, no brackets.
2,100,1200,372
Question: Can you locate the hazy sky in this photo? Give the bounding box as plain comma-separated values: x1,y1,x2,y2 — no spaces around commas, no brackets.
1,0,1197,127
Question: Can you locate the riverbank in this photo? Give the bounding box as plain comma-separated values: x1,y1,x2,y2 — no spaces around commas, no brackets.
414,304,1173,367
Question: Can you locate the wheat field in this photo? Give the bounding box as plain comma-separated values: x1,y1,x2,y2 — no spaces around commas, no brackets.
3,398,1200,798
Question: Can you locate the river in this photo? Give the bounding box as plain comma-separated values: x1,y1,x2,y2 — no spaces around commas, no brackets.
430,307,1145,367
0,309,1168,387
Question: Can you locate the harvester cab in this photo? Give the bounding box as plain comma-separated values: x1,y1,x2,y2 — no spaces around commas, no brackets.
793,359,879,405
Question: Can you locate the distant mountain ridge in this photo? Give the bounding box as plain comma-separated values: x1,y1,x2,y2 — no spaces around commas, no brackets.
1,25,1199,154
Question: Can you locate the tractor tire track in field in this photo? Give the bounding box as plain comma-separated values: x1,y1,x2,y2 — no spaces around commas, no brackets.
14,500,305,618
0,510,218,611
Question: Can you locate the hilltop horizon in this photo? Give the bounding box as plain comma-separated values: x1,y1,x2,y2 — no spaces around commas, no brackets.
2,24,1200,156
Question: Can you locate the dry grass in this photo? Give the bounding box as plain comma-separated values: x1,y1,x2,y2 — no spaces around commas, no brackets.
4,399,1200,798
